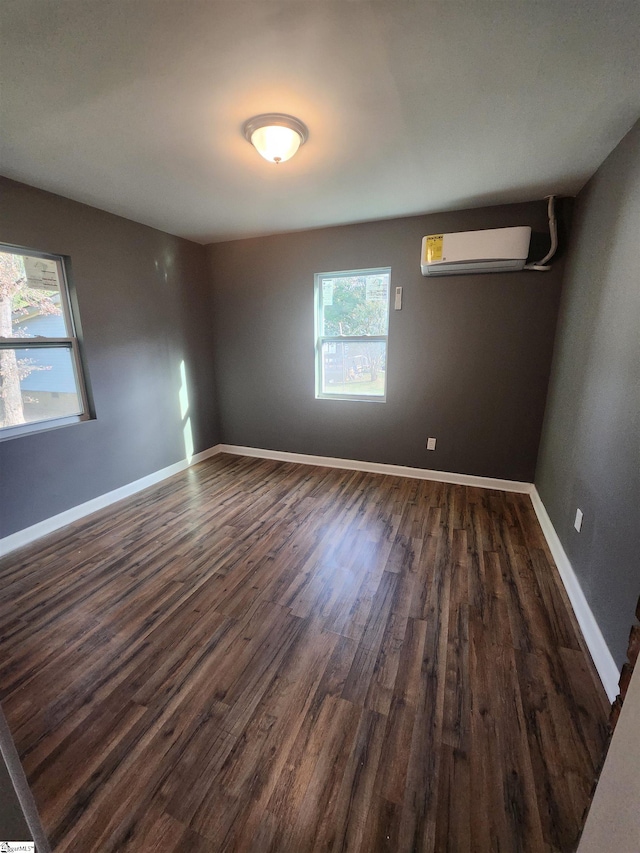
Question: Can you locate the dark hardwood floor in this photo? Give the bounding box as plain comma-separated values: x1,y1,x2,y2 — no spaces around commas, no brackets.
0,454,610,852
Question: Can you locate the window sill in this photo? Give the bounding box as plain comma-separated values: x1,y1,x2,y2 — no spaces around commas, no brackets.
0,413,92,442
315,394,387,403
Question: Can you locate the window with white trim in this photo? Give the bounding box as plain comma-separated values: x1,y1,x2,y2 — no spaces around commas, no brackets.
315,267,391,401
0,244,90,439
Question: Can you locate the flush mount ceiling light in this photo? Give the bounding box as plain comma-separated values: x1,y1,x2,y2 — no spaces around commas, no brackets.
243,113,308,164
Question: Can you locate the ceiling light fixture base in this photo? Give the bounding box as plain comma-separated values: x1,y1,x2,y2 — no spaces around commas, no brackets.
242,114,309,145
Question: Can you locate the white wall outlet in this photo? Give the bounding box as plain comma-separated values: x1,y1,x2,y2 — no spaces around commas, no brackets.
426,437,437,450
574,508,583,532
394,286,403,310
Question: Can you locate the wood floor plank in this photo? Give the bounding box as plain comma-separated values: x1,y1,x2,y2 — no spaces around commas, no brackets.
106,802,186,853
435,743,471,853
311,707,387,853
0,454,609,852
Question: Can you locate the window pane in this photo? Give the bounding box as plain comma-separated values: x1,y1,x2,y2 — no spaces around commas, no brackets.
321,340,386,397
320,272,390,337
0,250,68,338
0,346,82,428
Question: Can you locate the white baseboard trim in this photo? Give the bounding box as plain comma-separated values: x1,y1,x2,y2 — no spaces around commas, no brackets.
530,486,620,702
1,443,524,557
2,441,618,703
189,444,223,465
218,444,534,494
221,445,619,700
0,444,223,558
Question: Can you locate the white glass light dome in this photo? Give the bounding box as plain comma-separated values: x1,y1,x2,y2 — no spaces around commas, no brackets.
243,114,308,164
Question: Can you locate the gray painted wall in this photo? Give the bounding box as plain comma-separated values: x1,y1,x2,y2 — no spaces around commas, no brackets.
207,201,567,482
0,752,31,842
536,120,640,667
0,703,50,850
0,177,220,538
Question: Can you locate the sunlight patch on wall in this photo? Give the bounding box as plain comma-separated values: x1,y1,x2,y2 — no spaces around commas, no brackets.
179,359,194,463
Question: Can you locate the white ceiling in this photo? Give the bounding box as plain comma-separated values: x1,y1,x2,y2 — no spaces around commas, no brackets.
1,1,639,243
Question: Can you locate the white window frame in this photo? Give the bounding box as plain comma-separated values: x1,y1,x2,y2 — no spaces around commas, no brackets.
0,243,90,440
314,267,391,403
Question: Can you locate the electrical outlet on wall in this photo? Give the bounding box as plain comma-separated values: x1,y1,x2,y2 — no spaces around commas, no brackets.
426,437,437,451
574,508,583,532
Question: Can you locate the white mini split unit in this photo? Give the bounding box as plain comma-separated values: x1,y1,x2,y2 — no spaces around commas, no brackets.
420,226,532,276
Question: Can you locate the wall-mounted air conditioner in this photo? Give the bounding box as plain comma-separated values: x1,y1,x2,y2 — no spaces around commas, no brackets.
420,226,532,276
